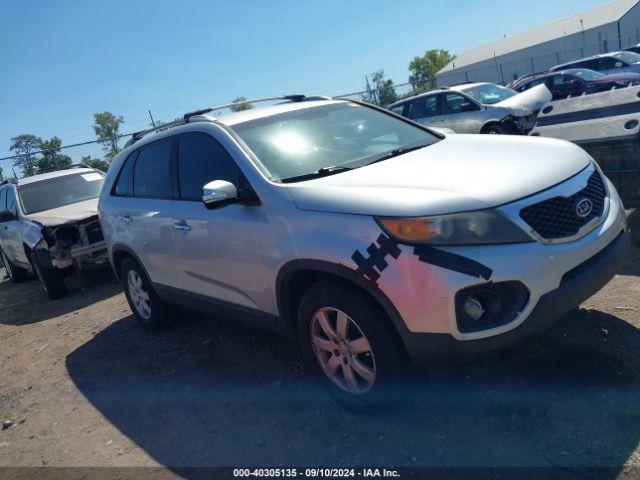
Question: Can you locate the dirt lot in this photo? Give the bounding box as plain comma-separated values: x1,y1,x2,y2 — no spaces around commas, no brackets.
0,244,640,478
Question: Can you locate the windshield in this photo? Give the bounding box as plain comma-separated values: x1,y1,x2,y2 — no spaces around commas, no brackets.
613,51,640,64
230,102,439,182
571,69,605,80
19,172,104,215
459,84,517,104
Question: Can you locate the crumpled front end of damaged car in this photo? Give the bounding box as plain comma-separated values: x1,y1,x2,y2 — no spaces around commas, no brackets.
24,216,108,270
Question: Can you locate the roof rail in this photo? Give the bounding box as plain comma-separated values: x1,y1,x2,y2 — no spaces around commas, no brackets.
125,94,323,148
182,94,314,120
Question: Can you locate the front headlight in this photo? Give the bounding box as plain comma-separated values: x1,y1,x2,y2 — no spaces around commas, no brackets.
376,210,534,246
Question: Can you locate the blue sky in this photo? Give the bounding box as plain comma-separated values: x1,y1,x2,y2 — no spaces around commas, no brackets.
0,0,604,160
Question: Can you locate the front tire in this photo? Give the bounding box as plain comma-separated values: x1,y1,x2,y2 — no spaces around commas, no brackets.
1,248,30,283
481,123,507,135
32,253,66,300
120,257,175,331
297,280,407,410
627,209,640,245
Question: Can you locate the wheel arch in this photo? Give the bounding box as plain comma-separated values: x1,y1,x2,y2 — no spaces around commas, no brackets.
275,259,410,346
110,244,151,282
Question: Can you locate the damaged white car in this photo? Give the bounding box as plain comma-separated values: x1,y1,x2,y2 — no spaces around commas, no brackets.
0,167,107,299
388,82,552,135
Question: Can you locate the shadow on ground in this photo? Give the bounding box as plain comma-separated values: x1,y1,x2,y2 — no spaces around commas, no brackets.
66,305,640,474
0,265,120,326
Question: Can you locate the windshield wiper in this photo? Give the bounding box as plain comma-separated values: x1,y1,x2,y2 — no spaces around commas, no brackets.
280,165,353,183
366,144,430,166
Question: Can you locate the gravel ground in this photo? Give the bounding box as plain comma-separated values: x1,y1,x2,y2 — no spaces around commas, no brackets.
0,245,639,478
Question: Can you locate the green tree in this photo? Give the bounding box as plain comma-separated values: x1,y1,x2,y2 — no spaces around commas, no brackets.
36,136,72,173
229,97,253,112
362,70,397,107
93,112,124,162
9,134,41,177
0,166,3,181
81,155,109,172
408,49,456,91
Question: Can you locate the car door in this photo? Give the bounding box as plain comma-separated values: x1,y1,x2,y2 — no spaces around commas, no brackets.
440,92,480,133
110,139,181,288
406,94,443,128
2,187,29,268
169,131,265,310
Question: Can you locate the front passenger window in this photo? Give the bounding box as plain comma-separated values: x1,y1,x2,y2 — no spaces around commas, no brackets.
177,134,240,201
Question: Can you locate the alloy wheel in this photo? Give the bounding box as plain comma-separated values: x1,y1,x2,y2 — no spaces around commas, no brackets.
310,307,376,394
127,270,151,320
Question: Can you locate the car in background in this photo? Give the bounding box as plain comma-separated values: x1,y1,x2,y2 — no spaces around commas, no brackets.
549,51,640,75
512,68,640,99
0,167,108,299
388,82,544,135
624,44,640,54
99,95,628,407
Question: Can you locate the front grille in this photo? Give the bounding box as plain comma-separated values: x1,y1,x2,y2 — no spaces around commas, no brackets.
455,281,529,333
86,222,104,244
519,171,606,240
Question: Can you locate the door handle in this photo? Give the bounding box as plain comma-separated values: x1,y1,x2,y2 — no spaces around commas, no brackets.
120,214,133,224
172,222,191,233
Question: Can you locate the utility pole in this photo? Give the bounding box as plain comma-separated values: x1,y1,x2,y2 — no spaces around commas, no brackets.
148,109,156,128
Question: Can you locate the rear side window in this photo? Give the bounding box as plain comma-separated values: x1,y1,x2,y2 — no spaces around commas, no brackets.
113,152,136,197
177,134,239,201
133,141,173,199
406,95,439,119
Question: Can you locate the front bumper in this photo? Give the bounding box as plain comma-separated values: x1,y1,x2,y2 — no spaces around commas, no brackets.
400,230,629,364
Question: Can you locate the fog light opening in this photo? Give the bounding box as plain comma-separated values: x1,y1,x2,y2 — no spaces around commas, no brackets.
462,296,485,321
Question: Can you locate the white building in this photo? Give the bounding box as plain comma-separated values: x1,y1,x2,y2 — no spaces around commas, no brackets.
436,0,640,86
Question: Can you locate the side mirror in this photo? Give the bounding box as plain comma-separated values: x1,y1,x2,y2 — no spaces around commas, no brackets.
0,210,15,223
202,180,238,209
459,103,476,112
615,61,624,69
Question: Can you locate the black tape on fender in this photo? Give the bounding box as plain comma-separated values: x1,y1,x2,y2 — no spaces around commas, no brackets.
351,234,401,283
413,244,493,280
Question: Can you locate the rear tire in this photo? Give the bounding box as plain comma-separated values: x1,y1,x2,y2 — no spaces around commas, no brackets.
120,257,175,331
1,247,30,283
297,280,408,410
32,253,66,300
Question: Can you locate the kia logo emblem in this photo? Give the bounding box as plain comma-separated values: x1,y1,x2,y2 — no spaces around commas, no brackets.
575,198,593,218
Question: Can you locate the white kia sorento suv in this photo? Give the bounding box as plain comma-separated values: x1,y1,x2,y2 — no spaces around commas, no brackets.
98,96,629,407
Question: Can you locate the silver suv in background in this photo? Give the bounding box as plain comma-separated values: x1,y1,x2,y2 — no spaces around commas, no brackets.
388,83,548,135
0,167,107,299
99,96,628,408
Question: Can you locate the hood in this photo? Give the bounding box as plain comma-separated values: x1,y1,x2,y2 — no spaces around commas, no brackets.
493,83,553,112
285,135,591,217
23,198,99,227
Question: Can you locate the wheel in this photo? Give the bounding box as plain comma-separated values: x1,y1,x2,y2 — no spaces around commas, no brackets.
627,209,640,245
120,257,175,331
1,247,30,283
297,280,407,410
481,123,507,135
32,253,66,300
